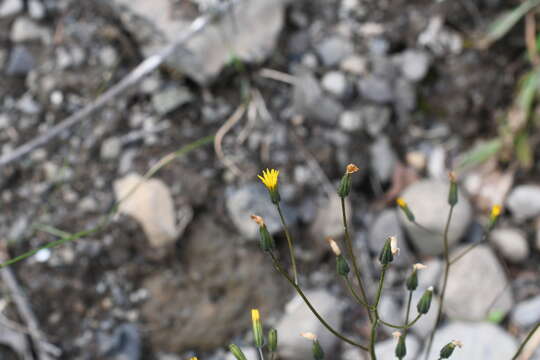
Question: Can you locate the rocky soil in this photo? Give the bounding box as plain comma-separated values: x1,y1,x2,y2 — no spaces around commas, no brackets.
0,0,539,359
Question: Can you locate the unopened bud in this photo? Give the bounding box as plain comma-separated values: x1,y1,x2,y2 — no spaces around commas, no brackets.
390,236,400,256
268,328,278,352
448,172,458,206
417,287,433,314
396,198,415,222
252,215,275,252
251,309,264,348
379,237,394,265
407,263,426,291
326,237,341,256
393,332,406,359
336,255,350,276
440,340,463,358
301,333,324,360
337,164,359,198
229,344,247,360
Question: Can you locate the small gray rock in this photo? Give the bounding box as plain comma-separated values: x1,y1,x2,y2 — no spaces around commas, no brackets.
6,46,35,76
421,322,517,360
394,77,416,111
151,86,193,115
368,209,412,267
511,295,540,328
490,227,529,262
10,17,50,43
370,136,396,183
276,289,343,360
316,36,354,67
101,137,122,160
321,71,347,98
226,183,298,239
340,55,367,75
398,180,472,255
0,0,23,17
373,334,420,360
339,110,363,132
506,185,540,221
358,75,393,103
445,245,513,321
99,323,141,360
362,105,391,136
396,50,431,82
28,0,45,19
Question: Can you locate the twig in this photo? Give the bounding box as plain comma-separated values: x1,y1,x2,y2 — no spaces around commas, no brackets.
513,323,540,360
214,103,247,177
258,68,296,85
0,0,238,169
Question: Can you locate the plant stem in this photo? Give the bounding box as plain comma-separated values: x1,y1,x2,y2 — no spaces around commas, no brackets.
256,347,265,360
512,323,540,360
369,264,388,360
404,291,413,333
378,313,422,329
269,252,368,351
340,197,371,320
449,230,489,265
424,205,454,360
344,277,369,308
276,202,298,285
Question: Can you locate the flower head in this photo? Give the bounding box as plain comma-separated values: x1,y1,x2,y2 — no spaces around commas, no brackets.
392,331,402,339
251,214,265,227
451,340,463,348
326,237,341,256
301,332,317,340
491,205,502,218
390,236,400,256
396,197,407,207
251,309,260,322
413,263,427,270
258,168,280,191
346,163,360,174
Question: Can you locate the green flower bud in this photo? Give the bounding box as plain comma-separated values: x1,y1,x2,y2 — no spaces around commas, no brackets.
394,334,406,359
251,309,264,348
440,340,462,358
417,287,433,314
406,269,418,291
229,344,248,360
448,172,458,206
396,198,415,222
268,328,278,352
336,255,350,276
312,339,325,360
379,237,394,265
252,215,275,252
337,164,359,198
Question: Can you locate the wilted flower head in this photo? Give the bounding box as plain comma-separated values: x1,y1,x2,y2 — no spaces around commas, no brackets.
451,340,463,348
326,237,341,256
392,331,402,339
251,214,264,227
258,168,280,191
413,263,427,271
346,163,360,174
301,332,317,340
390,236,400,256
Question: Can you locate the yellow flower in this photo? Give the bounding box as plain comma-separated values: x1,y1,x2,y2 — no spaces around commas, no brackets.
190,358,198,360
491,204,502,218
396,197,407,208
251,309,260,322
258,168,280,191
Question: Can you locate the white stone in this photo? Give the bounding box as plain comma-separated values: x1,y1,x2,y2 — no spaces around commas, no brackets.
321,71,347,98
114,173,178,247
276,289,344,360
340,55,367,75
445,245,513,321
339,110,363,132
506,185,540,221
511,295,540,328
10,17,51,43
490,227,529,262
0,0,23,17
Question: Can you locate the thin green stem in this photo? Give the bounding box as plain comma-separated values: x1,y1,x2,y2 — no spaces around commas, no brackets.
424,205,455,360
344,277,369,308
340,197,371,320
378,313,422,330
412,221,442,237
269,252,368,351
369,264,388,360
512,323,540,360
449,230,489,265
404,291,413,332
276,203,298,286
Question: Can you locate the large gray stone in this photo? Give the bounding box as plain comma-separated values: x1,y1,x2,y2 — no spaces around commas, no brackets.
370,136,396,183
226,183,298,239
114,0,286,85
489,227,529,263
5,46,35,76
445,245,513,321
276,289,344,360
316,36,354,67
398,180,472,256
511,295,540,328
0,0,23,18
506,185,540,221
421,322,517,360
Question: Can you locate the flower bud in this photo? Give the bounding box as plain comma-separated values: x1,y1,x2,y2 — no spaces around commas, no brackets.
448,172,458,206
396,198,415,222
337,164,359,198
229,344,248,360
440,340,462,358
336,255,350,276
268,328,278,352
379,236,395,265
417,287,433,314
393,332,406,359
251,309,264,348
488,205,502,230
251,215,275,252
301,333,324,360
326,237,341,256
406,263,426,291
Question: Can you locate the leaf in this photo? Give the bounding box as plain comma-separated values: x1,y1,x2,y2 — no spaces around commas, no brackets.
517,67,540,114
483,0,540,46
487,309,505,324
515,131,533,169
458,139,503,170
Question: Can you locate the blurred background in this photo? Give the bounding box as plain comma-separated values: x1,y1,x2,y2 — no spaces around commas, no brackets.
0,0,539,359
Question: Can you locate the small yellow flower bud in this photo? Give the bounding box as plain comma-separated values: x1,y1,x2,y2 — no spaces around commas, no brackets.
491,205,501,218
488,205,502,230
326,237,341,256
252,309,264,348
396,197,416,222
396,198,407,208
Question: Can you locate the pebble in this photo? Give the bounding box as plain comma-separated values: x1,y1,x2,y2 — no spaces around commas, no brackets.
358,75,393,103
99,45,119,67
114,173,179,248
340,55,367,75
101,137,122,160
362,105,391,136
151,86,194,115
0,0,23,17
511,295,540,328
10,17,51,43
445,245,513,321
490,227,529,263
276,289,343,360
339,110,363,132
395,50,431,82
420,321,517,359
369,136,396,183
368,209,412,267
98,323,141,360
225,183,298,239
309,196,349,240
398,180,472,255
6,45,35,76
316,36,354,67
506,185,540,221
28,0,46,19
321,71,347,98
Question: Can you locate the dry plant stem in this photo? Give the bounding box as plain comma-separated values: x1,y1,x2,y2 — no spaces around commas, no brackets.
275,203,298,286
269,252,368,351
340,197,371,319
369,264,389,360
424,205,455,360
512,323,540,360
256,347,265,360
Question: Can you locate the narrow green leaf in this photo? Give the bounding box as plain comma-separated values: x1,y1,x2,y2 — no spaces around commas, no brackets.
515,131,533,169
484,0,540,46
458,139,502,170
